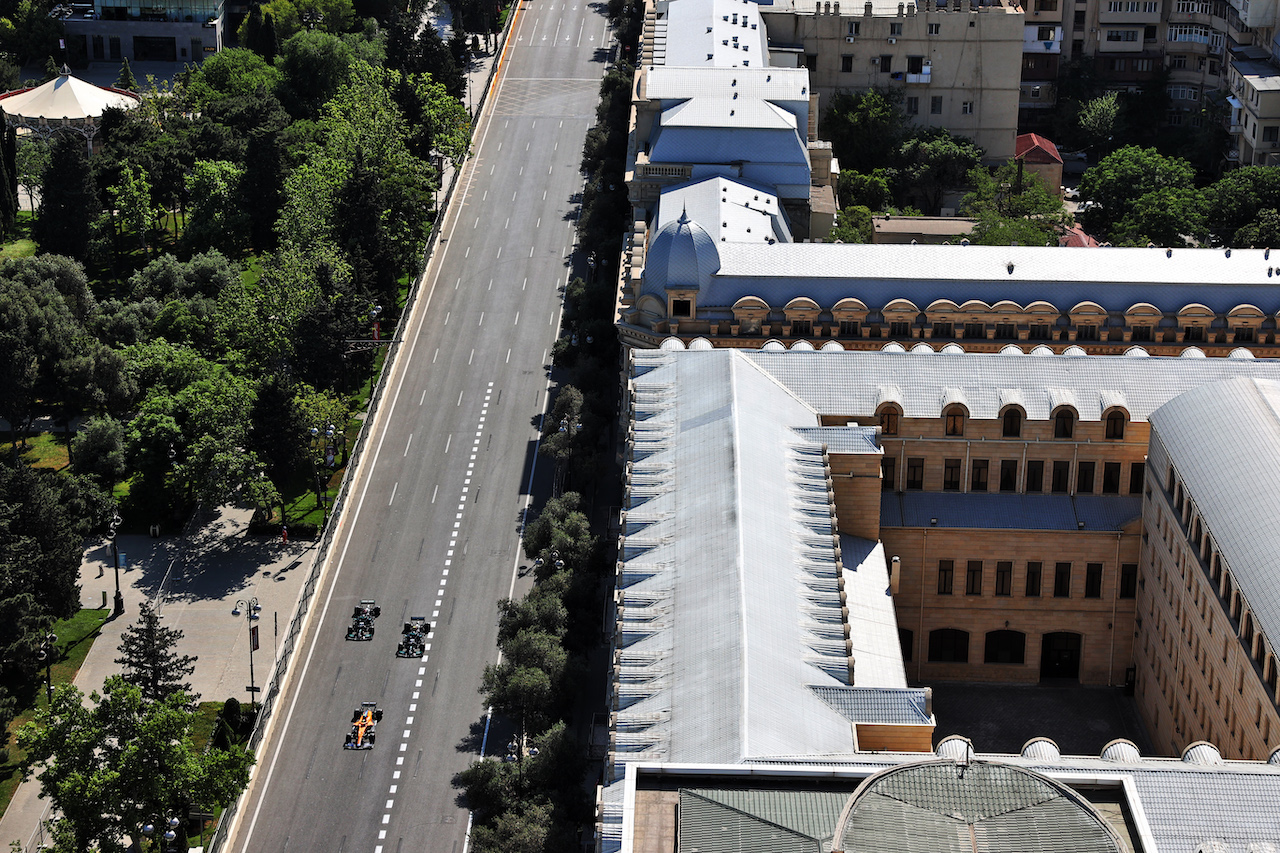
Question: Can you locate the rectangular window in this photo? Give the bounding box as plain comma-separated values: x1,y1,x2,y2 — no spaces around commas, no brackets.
996,561,1013,596
1120,563,1138,598
943,459,962,491
92,34,104,60
806,54,818,71
839,320,861,337
1086,563,1104,598
890,21,903,34
1106,29,1139,40
1029,323,1051,340
878,54,893,72
964,322,985,339
907,457,925,489
1184,325,1205,342
889,320,911,337
1168,23,1211,41
1131,324,1152,341
1103,461,1121,493
1026,562,1042,597
1143,0,1158,10
1076,324,1099,341
938,560,954,595
928,21,940,34
1000,460,1018,492
930,95,943,114
907,55,925,73
1038,25,1056,40
961,101,974,115
1130,462,1145,493
995,322,1016,339
1077,460,1096,493
1052,460,1070,493
109,36,121,60
790,319,812,337
966,561,983,595
1106,58,1127,72
1054,562,1072,597
849,20,861,35
906,96,919,115
672,299,692,317
1036,0,1058,8
971,459,989,492
1169,54,1187,68
1026,460,1045,492
1134,58,1154,71
882,457,896,491
933,322,953,338
1236,326,1257,342
841,54,854,72
1265,126,1279,142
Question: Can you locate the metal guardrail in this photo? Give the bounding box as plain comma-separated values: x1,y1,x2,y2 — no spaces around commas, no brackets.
205,12,521,853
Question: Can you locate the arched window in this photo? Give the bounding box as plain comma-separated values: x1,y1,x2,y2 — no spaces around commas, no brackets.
879,407,900,436
1003,409,1022,438
945,406,965,437
984,630,1027,664
1105,411,1126,440
1054,409,1075,439
928,628,970,662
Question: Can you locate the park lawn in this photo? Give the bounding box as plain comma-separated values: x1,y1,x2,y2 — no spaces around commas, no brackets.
0,237,37,259
190,702,223,752
0,609,111,814
2,431,70,471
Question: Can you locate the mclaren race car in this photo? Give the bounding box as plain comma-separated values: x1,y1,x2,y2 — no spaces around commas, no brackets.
343,702,383,749
345,599,381,640
396,616,431,658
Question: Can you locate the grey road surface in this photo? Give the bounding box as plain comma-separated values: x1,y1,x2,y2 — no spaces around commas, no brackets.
224,4,611,851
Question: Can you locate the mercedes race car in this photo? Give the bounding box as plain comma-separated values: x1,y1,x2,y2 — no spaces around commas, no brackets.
345,599,381,640
396,616,431,658
343,702,383,749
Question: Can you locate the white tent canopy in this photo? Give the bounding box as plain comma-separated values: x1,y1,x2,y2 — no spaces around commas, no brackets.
0,68,140,151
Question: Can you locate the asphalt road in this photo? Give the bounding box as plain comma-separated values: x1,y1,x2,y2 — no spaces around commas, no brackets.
225,4,610,851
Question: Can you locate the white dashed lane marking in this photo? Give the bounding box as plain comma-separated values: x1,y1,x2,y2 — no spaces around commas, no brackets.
379,381,495,843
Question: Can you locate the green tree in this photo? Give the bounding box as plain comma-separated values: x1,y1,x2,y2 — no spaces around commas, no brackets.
108,163,158,257
1231,207,1280,247
115,57,138,91
114,602,199,703
180,48,283,110
184,160,250,255
830,204,872,243
0,0,63,65
520,491,595,573
467,801,553,853
18,677,254,852
71,416,128,484
15,134,49,213
836,169,894,211
479,662,556,742
1077,90,1119,153
960,160,1071,246
1112,186,1208,247
242,4,280,59
1077,146,1196,238
895,129,983,214
820,89,907,174
1205,166,1280,245
35,133,100,262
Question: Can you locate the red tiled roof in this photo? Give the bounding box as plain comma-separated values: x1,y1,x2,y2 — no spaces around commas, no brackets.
1016,133,1063,164
1059,225,1100,248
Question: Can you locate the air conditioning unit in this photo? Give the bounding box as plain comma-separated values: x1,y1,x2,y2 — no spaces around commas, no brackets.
887,36,897,42
846,35,857,41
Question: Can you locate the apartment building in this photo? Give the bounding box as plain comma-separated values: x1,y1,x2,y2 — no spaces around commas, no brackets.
758,0,1025,161
1137,377,1280,759
58,0,223,63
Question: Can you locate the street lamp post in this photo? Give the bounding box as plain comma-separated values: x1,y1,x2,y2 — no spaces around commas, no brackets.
36,632,57,704
309,424,336,528
142,815,181,852
231,598,262,706
108,512,124,616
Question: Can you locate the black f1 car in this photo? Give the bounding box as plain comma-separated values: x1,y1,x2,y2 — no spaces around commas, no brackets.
396,616,431,658
343,702,383,749
345,599,381,640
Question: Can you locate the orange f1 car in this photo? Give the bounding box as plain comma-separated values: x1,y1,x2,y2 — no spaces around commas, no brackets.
343,702,383,749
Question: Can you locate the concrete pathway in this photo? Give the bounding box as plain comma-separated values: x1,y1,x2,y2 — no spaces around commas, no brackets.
0,504,313,853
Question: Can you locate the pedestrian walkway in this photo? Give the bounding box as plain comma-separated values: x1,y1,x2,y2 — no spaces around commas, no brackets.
0,504,313,853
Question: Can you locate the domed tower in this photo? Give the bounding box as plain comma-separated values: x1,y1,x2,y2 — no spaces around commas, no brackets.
639,209,720,326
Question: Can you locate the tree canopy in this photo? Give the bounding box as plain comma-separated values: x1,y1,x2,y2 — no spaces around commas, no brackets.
115,602,199,703
1077,146,1196,240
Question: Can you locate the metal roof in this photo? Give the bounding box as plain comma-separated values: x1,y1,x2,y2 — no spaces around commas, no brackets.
725,349,1280,422
678,789,847,853
1148,377,1280,673
694,242,1280,315
659,0,769,66
790,426,880,454
643,66,810,132
879,493,1143,532
657,176,791,247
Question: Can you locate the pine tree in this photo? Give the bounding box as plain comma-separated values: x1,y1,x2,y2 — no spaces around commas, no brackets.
33,133,100,261
0,138,14,237
5,127,18,220
114,602,199,703
115,57,137,91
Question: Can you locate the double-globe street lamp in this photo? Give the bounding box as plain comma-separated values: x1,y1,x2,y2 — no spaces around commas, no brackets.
107,512,124,616
36,631,57,704
231,598,262,706
309,424,336,528
142,815,181,852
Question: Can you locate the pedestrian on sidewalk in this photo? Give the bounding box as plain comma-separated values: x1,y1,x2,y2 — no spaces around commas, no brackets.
281,524,288,544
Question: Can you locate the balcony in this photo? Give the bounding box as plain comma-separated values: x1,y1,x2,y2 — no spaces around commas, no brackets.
905,68,932,84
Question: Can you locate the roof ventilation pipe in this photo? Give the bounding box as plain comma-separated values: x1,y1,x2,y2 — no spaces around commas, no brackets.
891,555,901,595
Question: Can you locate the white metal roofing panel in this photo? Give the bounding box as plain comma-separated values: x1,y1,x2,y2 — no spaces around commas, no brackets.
657,176,787,245
841,537,909,687
1148,377,1280,663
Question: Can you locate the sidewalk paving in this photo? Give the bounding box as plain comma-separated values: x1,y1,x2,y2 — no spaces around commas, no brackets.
0,504,314,853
